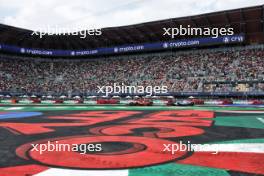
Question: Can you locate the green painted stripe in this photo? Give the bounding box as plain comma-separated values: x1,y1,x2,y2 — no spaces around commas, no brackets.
129,163,229,176
214,116,264,129
1,105,264,111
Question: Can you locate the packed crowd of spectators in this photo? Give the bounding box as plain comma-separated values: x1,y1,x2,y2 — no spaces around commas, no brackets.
0,47,264,95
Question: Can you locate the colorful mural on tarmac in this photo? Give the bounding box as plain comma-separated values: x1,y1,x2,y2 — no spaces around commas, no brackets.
0,106,263,176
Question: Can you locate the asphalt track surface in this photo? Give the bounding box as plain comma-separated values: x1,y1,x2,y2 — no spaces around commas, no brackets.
0,105,263,176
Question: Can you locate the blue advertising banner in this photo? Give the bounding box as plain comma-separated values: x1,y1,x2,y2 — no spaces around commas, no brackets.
0,34,244,57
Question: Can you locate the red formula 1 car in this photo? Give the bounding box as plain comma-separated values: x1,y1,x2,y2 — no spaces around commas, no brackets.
97,99,119,104
129,99,153,106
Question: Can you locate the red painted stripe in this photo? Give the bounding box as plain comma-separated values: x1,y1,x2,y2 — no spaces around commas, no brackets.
0,164,48,176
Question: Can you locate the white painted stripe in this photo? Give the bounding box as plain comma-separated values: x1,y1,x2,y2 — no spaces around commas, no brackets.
6,107,24,110
34,168,129,176
34,107,50,109
74,106,88,109
193,143,264,153
257,117,264,124
53,106,69,109
116,107,128,109
93,106,106,109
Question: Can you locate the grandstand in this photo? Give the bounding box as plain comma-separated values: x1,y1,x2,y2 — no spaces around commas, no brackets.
0,5,264,98
0,46,264,97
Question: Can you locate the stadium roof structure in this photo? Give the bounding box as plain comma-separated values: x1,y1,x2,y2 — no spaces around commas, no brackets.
0,5,263,51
